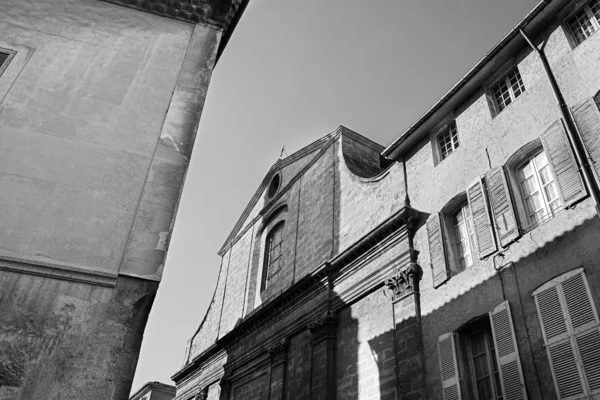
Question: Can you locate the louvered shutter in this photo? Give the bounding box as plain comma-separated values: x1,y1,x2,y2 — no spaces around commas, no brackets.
466,176,497,258
572,97,600,187
562,273,600,394
540,119,587,207
427,212,449,288
533,268,600,399
489,301,528,400
535,284,585,399
485,167,520,248
437,332,462,400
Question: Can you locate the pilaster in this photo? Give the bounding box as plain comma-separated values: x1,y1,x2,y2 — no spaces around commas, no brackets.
267,339,288,400
308,311,336,400
384,244,426,399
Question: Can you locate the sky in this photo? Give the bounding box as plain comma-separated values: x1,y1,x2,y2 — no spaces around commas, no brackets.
131,0,540,393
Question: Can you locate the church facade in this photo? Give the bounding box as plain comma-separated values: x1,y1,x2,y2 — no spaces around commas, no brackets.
173,0,600,399
0,0,247,398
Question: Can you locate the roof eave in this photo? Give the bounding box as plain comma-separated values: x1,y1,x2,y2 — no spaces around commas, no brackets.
382,0,558,159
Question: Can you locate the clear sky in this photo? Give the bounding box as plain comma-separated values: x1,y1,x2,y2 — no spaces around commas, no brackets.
131,0,540,392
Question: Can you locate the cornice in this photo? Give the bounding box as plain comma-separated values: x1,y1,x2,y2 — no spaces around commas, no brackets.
0,254,117,288
173,206,423,383
97,0,248,61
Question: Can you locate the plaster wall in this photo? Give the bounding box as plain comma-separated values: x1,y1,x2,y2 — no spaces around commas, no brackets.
401,19,600,399
0,0,193,275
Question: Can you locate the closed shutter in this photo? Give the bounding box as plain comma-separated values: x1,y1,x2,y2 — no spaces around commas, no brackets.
541,119,587,207
572,97,600,187
438,332,462,400
534,268,600,399
489,301,528,400
562,273,600,394
466,176,497,258
486,167,520,248
427,212,449,288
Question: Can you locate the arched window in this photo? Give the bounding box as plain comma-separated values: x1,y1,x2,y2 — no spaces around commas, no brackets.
261,221,284,291
515,149,562,227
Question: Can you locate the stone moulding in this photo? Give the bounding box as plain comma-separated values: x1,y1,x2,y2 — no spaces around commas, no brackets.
0,255,118,287
172,205,423,383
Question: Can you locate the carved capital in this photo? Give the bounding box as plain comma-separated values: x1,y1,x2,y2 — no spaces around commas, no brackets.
267,338,288,365
194,387,208,400
308,310,336,346
384,262,423,299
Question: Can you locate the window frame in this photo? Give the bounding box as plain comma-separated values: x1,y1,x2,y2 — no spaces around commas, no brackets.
436,121,461,161
489,67,526,116
261,221,285,291
507,146,564,233
564,0,600,47
0,48,16,78
449,202,477,271
458,318,503,400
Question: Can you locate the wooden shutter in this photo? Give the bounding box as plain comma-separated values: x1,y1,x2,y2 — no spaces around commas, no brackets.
572,97,600,187
534,269,600,399
541,119,587,207
438,332,462,400
467,176,497,258
486,167,520,248
489,301,528,400
427,212,449,288
535,284,585,399
562,273,600,394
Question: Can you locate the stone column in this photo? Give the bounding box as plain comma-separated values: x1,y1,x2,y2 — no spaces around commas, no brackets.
308,311,336,400
384,249,426,400
267,338,288,400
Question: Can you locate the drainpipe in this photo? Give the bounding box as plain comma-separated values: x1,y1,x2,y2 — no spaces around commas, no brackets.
519,28,600,218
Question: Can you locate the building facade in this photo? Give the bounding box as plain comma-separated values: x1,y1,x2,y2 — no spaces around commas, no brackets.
172,1,600,399
130,382,176,400
0,0,247,398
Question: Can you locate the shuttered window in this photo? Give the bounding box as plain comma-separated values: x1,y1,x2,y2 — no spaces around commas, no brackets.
437,301,528,400
467,177,497,258
572,97,600,189
534,268,600,399
262,222,285,291
427,212,449,288
486,167,520,248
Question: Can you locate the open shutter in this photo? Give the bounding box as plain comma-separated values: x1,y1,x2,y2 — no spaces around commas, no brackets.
489,301,528,400
541,119,587,207
427,212,449,288
486,167,520,248
572,97,600,187
534,284,586,399
438,332,462,400
467,176,497,258
562,272,600,394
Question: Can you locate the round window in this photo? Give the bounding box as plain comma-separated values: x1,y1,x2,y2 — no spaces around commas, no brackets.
268,173,281,198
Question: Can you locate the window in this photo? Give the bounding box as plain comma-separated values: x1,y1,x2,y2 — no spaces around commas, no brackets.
491,68,525,114
438,122,460,160
463,319,503,400
437,301,528,400
261,222,284,291
534,268,600,399
567,0,600,45
0,50,14,77
516,150,563,229
451,202,476,269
